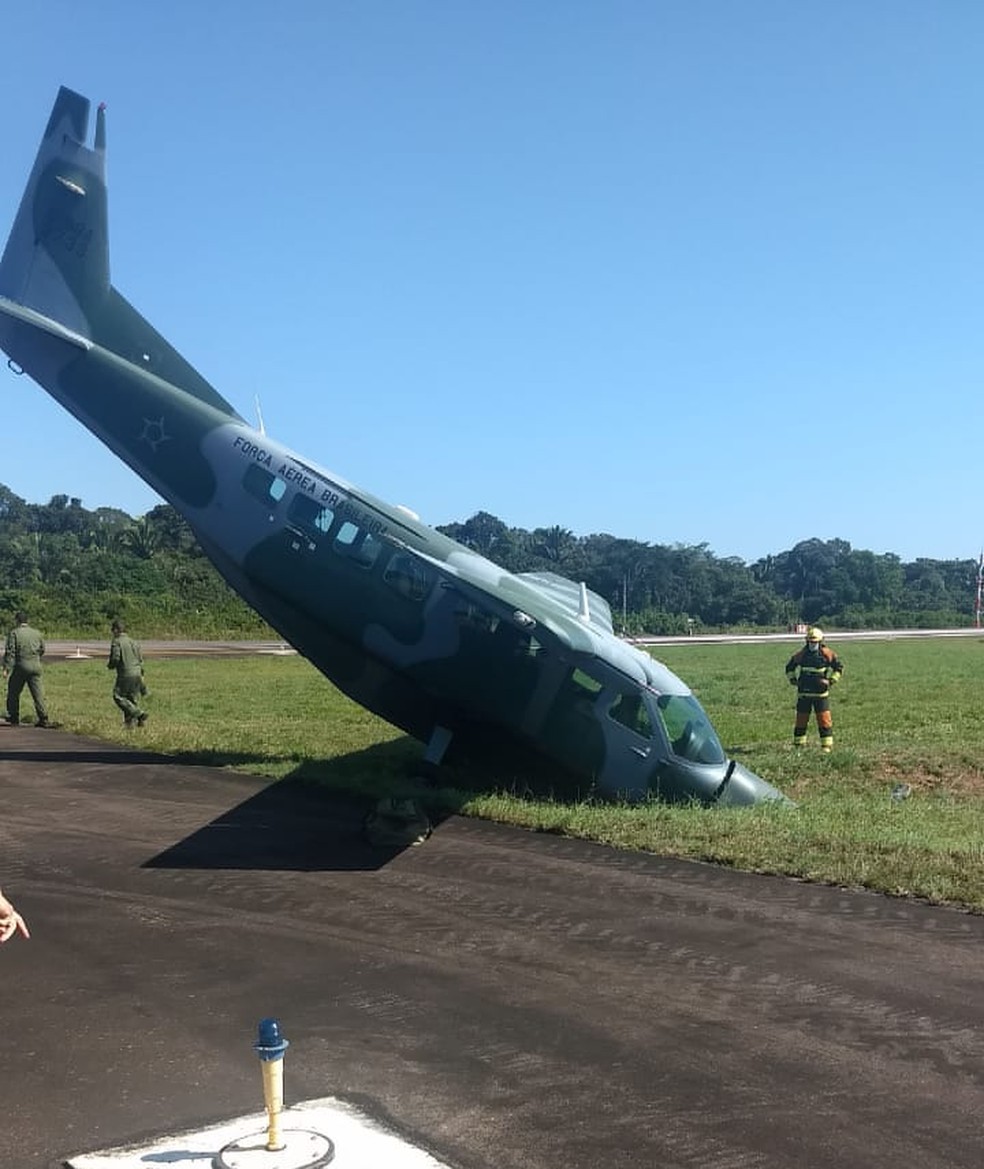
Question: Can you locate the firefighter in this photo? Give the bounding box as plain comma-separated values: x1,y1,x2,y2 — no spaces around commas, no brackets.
785,627,843,752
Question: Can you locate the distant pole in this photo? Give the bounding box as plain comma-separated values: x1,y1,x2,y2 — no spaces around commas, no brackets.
976,552,983,630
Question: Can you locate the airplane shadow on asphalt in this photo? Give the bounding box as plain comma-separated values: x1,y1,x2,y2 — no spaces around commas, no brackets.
137,726,586,875
137,730,589,874
141,739,465,874
0,737,452,873
0,733,576,874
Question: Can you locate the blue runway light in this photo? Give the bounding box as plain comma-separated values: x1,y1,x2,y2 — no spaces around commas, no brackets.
254,1016,290,1061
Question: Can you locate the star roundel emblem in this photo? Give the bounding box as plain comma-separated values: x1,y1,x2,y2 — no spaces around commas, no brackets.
139,416,171,452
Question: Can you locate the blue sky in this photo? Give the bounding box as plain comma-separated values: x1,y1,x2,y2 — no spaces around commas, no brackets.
0,2,981,565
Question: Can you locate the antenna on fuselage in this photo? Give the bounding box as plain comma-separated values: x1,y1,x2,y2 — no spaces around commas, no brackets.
577,581,591,624
254,394,266,436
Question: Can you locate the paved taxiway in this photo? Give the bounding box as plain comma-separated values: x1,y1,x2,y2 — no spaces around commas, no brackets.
2,725,981,1169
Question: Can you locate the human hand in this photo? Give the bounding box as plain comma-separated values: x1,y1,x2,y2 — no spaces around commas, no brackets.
788,675,798,686
0,890,29,943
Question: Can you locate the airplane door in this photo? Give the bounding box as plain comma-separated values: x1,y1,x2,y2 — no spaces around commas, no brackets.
596,686,659,796
539,666,657,796
538,666,607,778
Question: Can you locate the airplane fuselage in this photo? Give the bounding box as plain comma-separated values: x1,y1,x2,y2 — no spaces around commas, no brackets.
0,88,789,808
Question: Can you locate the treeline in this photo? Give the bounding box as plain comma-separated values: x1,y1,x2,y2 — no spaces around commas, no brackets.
0,485,269,637
437,512,978,634
0,486,975,636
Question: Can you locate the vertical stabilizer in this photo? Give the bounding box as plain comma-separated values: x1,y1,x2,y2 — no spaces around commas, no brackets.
0,86,107,338
0,86,241,418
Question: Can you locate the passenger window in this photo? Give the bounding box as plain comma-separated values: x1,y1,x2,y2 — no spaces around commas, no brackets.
288,494,333,534
334,520,359,547
608,692,653,738
351,532,382,569
333,522,381,569
244,464,286,505
383,553,434,602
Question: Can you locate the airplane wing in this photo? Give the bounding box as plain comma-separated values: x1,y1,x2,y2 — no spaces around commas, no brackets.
515,572,615,636
380,537,614,646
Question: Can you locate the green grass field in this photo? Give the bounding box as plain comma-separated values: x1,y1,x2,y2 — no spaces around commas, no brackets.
39,636,984,912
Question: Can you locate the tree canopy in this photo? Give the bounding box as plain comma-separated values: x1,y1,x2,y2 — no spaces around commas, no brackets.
0,483,973,636
438,513,976,634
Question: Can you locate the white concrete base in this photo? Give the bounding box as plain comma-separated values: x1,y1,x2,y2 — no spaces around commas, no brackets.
66,1096,454,1168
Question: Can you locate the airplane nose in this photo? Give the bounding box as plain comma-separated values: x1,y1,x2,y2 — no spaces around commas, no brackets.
716,760,793,807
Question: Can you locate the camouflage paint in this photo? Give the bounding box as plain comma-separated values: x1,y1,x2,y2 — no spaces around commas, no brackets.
0,88,788,807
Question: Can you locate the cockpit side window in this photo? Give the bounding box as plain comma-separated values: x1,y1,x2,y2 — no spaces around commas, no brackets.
555,668,603,717
570,668,603,697
243,464,286,506
655,693,726,765
608,691,653,739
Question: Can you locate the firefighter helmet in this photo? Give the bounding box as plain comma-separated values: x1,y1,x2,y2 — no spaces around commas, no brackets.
806,626,824,643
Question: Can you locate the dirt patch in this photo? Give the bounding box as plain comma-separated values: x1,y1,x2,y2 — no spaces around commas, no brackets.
875,755,984,799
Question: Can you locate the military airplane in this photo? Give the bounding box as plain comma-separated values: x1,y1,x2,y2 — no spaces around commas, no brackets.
0,87,787,807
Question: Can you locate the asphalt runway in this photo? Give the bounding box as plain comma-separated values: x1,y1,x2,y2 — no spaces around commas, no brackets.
1,726,981,1169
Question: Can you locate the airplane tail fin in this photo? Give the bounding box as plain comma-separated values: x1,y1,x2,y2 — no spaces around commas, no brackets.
0,87,104,335
0,86,240,418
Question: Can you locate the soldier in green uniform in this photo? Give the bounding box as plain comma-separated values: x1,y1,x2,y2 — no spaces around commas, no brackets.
108,620,148,728
3,611,49,727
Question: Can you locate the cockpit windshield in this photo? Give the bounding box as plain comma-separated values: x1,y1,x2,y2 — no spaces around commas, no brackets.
654,693,726,766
